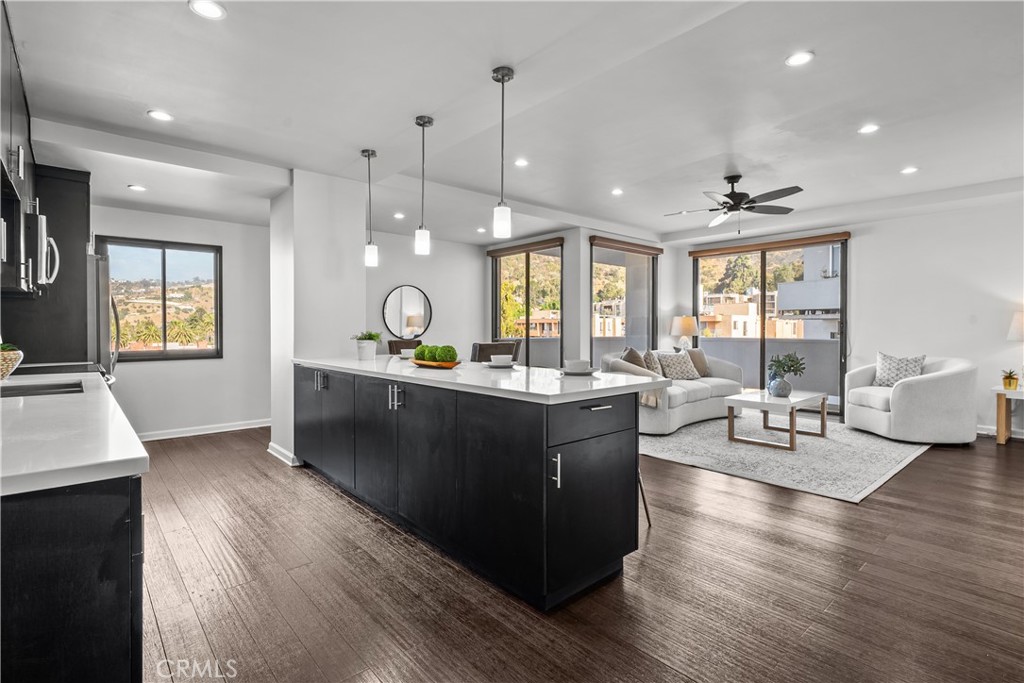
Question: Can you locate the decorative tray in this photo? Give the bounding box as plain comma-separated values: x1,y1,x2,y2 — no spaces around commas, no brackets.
410,359,461,369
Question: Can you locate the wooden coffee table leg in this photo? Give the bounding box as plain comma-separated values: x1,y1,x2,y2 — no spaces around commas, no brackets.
788,408,797,451
820,396,827,438
728,406,736,441
996,393,1010,445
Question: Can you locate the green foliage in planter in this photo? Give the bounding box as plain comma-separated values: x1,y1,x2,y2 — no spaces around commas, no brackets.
767,352,806,379
435,345,457,363
351,331,382,342
1004,369,1018,380
0,343,19,352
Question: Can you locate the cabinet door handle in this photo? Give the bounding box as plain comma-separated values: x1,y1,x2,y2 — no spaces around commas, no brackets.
320,372,328,391
387,384,394,410
585,405,613,412
313,370,320,391
551,453,561,489
393,386,404,409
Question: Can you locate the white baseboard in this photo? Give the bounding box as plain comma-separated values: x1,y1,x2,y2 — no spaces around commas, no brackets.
137,419,270,442
267,441,301,467
977,424,1024,439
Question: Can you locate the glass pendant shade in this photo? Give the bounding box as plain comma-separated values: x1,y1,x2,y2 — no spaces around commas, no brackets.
364,243,378,268
493,203,512,239
414,228,431,255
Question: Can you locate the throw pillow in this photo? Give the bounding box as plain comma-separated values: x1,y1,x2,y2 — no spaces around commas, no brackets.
620,346,646,369
873,351,926,387
686,348,710,377
657,351,701,380
643,350,663,376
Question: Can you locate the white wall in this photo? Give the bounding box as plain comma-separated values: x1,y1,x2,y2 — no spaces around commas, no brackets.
92,205,271,439
268,186,295,461
846,199,1023,436
365,231,487,358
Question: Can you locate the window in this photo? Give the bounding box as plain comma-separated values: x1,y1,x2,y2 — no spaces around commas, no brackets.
97,236,222,360
590,236,660,362
489,238,563,368
691,231,848,413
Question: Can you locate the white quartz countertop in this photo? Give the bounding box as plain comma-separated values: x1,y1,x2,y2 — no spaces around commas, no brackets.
1,372,149,496
295,356,671,405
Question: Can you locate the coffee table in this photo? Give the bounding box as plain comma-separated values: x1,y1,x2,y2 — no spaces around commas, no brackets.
724,390,828,451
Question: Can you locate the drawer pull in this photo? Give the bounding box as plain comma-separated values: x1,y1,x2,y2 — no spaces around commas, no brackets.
586,405,613,411
551,454,561,489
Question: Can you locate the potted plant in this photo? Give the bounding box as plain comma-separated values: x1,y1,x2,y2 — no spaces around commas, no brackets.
766,352,806,397
1003,369,1019,391
1,342,24,380
352,331,382,361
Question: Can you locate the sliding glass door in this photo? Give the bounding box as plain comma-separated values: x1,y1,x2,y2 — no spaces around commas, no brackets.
590,236,661,363
491,239,563,368
694,234,848,414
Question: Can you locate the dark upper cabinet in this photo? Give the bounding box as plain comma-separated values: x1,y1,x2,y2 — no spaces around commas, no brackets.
1,2,33,203
294,366,323,470
353,375,398,512
320,370,355,489
546,428,638,594
397,383,458,546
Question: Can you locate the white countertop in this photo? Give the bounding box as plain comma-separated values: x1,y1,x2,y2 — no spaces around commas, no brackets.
295,356,672,405
1,372,149,496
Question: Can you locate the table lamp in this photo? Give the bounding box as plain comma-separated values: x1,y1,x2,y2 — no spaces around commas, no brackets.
405,313,425,337
671,315,699,349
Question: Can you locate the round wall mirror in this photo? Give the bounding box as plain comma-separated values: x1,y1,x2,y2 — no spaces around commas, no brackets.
382,285,432,339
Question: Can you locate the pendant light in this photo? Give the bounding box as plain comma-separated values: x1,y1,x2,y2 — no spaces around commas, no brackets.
362,149,379,267
414,115,433,255
492,66,514,239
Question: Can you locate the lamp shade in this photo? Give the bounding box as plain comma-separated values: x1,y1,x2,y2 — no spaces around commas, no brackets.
363,243,378,268
671,315,699,337
414,228,431,255
1009,311,1024,342
406,314,425,329
493,204,512,239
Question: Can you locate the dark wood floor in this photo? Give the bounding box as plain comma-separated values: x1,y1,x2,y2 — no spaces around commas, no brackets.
139,428,1023,683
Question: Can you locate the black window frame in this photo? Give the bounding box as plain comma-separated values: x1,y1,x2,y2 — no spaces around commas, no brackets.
96,235,223,362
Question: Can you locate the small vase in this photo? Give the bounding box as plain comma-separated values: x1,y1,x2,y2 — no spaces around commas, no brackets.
1005,377,1019,391
356,340,377,361
767,377,792,398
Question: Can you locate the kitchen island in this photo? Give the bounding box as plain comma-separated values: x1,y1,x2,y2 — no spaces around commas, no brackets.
294,356,671,610
1,372,148,683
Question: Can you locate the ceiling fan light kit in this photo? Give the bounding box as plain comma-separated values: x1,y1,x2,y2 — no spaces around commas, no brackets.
492,65,515,239
414,115,433,256
362,148,379,268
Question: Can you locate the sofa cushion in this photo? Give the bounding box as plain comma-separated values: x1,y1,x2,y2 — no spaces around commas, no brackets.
665,386,688,408
672,379,712,403
848,386,893,412
643,350,663,376
620,346,646,369
873,351,925,387
694,376,742,398
686,348,710,377
657,351,701,380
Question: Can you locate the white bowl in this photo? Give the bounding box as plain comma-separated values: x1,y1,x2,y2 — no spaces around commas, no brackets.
490,355,513,365
400,348,416,358
564,359,589,372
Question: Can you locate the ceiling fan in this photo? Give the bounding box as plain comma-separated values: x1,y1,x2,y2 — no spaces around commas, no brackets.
664,174,803,228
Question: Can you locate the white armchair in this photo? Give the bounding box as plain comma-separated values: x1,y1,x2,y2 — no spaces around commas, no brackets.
845,357,977,444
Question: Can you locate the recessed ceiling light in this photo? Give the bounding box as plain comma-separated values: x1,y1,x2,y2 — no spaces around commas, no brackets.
858,123,880,134
785,51,815,67
189,0,227,20
476,227,486,233
146,109,173,122
514,158,529,167
393,212,405,219
611,188,624,196
127,184,147,192
900,166,918,175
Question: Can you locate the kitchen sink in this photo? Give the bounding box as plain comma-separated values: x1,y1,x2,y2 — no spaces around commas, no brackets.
1,381,85,398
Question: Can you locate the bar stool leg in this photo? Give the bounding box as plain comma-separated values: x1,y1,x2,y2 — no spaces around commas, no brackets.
638,468,652,527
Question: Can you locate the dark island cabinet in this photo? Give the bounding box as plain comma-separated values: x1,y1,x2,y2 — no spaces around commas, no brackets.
294,364,640,610
294,366,355,487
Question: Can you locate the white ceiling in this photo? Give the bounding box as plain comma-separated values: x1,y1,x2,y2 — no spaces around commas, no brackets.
8,1,1023,244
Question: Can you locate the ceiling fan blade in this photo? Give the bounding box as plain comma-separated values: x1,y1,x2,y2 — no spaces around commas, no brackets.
744,186,802,205
708,211,733,227
703,191,732,206
664,208,714,217
743,204,793,215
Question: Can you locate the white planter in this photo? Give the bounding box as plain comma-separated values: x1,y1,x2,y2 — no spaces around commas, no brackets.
355,340,377,360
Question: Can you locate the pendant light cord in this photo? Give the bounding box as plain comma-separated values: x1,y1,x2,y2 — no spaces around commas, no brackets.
499,80,505,204
421,124,426,228
366,153,373,243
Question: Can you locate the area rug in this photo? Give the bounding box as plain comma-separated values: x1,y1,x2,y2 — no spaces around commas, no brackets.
638,415,930,503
